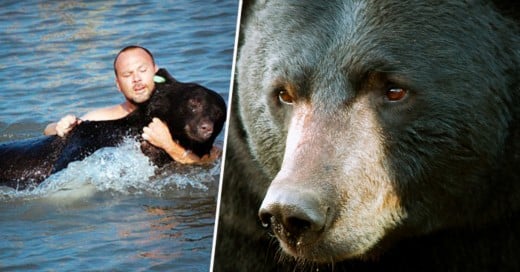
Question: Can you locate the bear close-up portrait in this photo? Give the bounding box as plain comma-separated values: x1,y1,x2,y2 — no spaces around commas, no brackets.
214,0,520,271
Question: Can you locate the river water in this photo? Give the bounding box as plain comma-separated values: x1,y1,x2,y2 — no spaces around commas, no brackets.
0,0,238,271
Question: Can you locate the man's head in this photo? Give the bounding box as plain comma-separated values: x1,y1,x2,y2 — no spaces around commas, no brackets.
114,45,159,105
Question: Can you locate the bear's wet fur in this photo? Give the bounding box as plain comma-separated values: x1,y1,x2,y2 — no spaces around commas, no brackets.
0,69,226,190
215,1,520,271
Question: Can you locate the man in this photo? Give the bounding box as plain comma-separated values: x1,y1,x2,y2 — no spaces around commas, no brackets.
44,45,219,164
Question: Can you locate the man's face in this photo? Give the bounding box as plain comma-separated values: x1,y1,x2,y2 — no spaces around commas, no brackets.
115,48,159,104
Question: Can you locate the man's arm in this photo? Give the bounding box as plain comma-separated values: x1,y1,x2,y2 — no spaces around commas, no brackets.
142,118,221,165
44,122,58,136
43,104,129,137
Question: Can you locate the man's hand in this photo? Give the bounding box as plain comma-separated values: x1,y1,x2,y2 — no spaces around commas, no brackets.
142,117,174,150
44,114,81,137
56,115,81,137
142,117,221,164
199,146,222,164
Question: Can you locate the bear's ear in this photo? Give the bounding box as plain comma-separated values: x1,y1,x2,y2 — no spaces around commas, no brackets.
146,89,172,120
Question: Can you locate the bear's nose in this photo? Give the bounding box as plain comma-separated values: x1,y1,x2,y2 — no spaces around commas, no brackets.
198,121,214,138
259,184,328,242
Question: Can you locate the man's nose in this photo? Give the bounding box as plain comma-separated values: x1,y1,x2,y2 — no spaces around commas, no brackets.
132,73,141,82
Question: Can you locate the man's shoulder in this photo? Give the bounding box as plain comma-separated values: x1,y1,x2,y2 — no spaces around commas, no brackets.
81,104,128,121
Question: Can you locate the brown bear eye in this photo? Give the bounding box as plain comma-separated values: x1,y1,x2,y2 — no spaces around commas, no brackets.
385,87,407,101
278,89,294,105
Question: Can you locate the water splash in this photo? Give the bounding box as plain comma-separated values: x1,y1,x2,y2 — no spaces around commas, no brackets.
0,138,221,200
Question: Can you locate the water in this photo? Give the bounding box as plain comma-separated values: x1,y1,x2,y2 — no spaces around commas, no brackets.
0,0,238,271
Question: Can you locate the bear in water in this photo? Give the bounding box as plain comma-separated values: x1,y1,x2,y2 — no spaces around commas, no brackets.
0,69,227,190
214,1,520,271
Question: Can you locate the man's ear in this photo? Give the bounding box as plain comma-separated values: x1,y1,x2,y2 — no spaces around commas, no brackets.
115,78,122,93
154,64,159,73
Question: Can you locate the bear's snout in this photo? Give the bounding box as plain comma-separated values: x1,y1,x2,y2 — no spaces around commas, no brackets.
197,120,214,139
259,182,330,254
184,119,215,142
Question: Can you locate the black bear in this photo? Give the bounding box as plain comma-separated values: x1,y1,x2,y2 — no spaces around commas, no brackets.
214,1,520,271
0,69,227,190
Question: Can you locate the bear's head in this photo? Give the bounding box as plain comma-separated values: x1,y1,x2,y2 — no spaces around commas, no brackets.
145,79,227,158
237,0,520,264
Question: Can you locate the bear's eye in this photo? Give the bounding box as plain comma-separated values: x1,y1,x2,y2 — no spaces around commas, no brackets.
385,87,407,101
278,89,294,105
